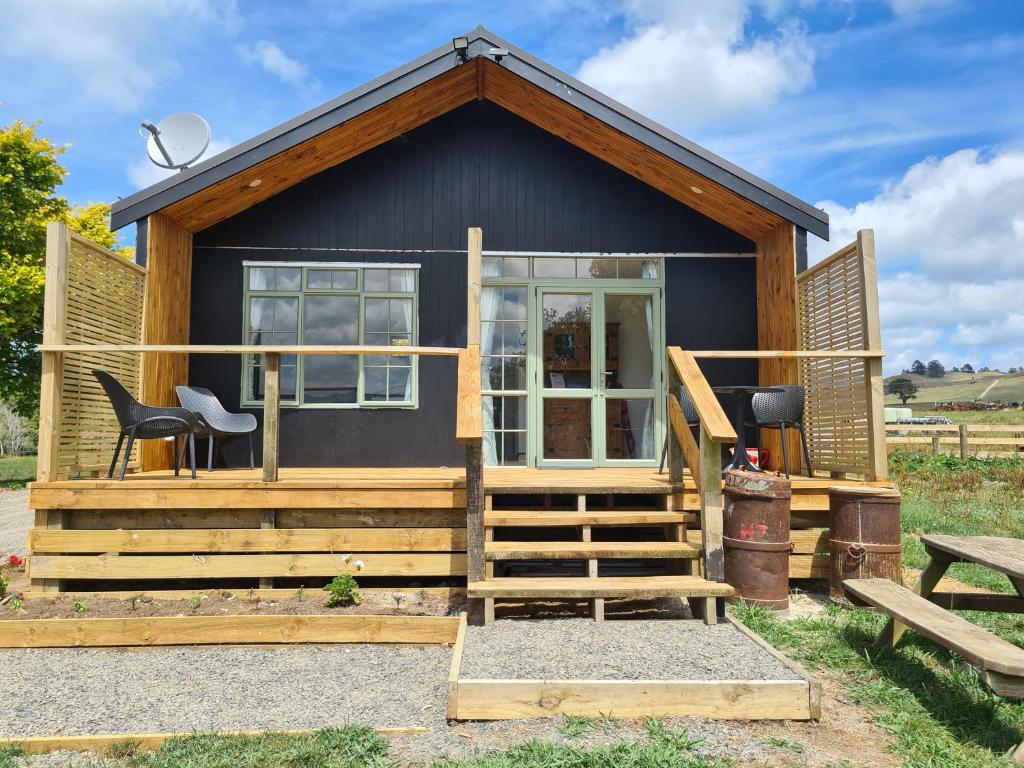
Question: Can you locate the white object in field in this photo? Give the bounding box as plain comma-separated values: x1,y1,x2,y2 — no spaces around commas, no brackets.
885,407,912,423
141,113,211,170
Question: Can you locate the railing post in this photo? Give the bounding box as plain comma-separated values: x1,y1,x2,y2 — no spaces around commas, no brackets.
858,229,887,480
37,222,70,483
698,426,725,583
262,352,280,482
665,352,683,486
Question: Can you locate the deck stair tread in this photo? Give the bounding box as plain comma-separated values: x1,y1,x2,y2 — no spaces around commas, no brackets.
844,578,1024,676
468,575,733,599
485,541,701,560
485,510,697,527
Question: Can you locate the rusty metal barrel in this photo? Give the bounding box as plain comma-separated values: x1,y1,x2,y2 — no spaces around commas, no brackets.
723,470,793,610
828,487,902,604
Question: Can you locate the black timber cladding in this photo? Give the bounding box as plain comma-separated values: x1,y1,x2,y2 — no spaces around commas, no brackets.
190,101,757,468
111,27,828,239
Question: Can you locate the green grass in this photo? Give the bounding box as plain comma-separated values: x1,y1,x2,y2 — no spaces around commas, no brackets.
0,745,23,768
0,455,34,487
885,372,1024,408
912,409,1024,426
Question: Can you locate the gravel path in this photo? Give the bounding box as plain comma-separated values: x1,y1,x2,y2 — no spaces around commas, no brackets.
0,488,30,557
460,618,802,681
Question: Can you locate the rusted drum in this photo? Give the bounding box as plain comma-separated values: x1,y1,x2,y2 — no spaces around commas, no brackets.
723,470,793,611
828,487,902,604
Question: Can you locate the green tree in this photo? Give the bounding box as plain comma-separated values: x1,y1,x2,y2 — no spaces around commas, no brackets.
926,359,945,378
961,363,974,374
0,121,132,416
886,376,918,405
910,359,926,375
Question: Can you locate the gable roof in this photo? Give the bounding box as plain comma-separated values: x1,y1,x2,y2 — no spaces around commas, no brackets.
111,27,828,240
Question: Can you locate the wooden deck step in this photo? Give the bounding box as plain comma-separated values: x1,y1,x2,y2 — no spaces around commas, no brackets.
844,578,1024,679
485,510,697,527
485,541,701,561
468,575,733,599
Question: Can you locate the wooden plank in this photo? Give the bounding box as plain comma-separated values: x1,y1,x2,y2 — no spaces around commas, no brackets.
1,728,430,756
844,578,1024,676
262,351,280,482
37,222,71,483
485,541,700,560
466,227,482,346
666,348,736,442
485,510,696,526
699,425,725,583
0,614,460,648
39,344,461,356
922,535,1024,581
790,529,830,554
788,554,830,579
29,553,467,580
453,679,811,720
447,612,468,719
456,346,482,442
467,576,734,599
140,212,191,471
465,442,485,623
31,488,466,510
23,586,465,602
29,527,467,553
928,592,1024,614
690,350,883,359
858,230,887,481
727,617,821,719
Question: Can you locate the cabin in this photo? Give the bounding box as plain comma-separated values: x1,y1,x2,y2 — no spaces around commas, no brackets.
28,27,889,623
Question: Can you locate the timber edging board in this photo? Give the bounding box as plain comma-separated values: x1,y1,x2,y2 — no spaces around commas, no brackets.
447,616,817,721
0,727,429,756
0,614,460,648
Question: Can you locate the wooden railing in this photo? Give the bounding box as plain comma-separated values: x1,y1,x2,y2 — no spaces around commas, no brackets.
665,347,736,582
886,423,1024,459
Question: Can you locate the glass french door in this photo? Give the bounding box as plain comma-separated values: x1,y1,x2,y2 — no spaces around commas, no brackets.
535,287,661,467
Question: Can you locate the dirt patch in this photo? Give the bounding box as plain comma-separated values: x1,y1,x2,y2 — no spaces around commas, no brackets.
0,588,460,620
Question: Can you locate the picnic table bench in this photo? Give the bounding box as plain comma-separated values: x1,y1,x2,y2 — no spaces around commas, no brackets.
844,534,1024,763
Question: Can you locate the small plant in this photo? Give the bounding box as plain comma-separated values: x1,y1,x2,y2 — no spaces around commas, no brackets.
643,717,703,751
188,594,202,611
126,594,140,611
324,573,362,607
416,588,428,603
7,597,23,612
296,586,306,600
0,574,7,599
557,714,597,739
104,739,141,759
392,594,405,609
0,743,25,768
767,736,804,752
72,600,87,613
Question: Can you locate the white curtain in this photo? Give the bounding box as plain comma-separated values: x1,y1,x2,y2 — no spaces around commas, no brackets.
394,270,416,402
480,266,502,465
640,260,658,459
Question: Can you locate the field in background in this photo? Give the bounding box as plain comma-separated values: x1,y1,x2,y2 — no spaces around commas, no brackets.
912,409,1024,425
0,456,35,487
885,370,1024,408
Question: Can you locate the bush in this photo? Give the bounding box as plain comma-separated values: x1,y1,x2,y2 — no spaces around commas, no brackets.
323,573,362,607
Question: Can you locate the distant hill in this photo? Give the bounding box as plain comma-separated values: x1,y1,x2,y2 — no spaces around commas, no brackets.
884,370,1024,407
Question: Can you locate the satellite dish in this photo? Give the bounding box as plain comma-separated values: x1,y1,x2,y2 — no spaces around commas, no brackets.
139,113,210,170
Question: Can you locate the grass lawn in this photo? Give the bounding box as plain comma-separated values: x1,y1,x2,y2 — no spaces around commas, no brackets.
0,455,34,487
911,409,1024,426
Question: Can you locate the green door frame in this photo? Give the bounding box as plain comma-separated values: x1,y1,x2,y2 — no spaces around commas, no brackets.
530,284,664,468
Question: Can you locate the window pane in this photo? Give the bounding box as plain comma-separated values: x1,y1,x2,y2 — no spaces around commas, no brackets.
281,365,298,399
543,398,591,459
364,366,387,401
388,367,411,400
534,258,575,278
502,432,527,465
480,322,500,355
249,366,264,400
273,331,297,345
274,298,298,330
276,268,301,291
481,356,502,390
307,270,333,289
305,356,357,403
364,332,391,348
577,258,616,278
304,295,358,344
390,269,415,292
389,299,412,333
364,269,389,291
617,260,642,278
502,396,527,430
542,293,591,388
250,298,273,330
482,257,502,278
503,288,526,320
503,357,526,391
502,322,526,354
249,268,275,291
606,399,654,460
503,258,529,277
333,270,357,290
364,299,388,332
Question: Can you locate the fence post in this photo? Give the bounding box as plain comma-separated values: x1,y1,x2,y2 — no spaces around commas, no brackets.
858,230,887,480
931,435,940,457
261,352,280,482
37,222,70,483
959,423,969,460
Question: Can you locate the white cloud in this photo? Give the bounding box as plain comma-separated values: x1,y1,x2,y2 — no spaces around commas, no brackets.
127,137,234,191
887,0,956,17
236,40,315,88
576,0,814,129
809,147,1024,373
0,0,239,110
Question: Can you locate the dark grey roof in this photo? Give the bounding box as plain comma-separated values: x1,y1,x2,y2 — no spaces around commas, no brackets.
111,27,829,239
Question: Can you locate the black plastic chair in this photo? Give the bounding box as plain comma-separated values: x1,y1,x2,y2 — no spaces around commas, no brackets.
658,388,700,474
93,370,200,480
175,385,258,471
745,384,812,478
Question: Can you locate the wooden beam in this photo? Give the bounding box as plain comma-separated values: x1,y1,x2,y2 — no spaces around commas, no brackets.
140,213,192,471
667,394,700,489
447,612,468,719
666,348,735,442
262,352,280,482
37,222,70,483
858,229,887,481
699,426,725,584
456,346,482,443
466,227,482,346
38,344,461,356
756,222,799,473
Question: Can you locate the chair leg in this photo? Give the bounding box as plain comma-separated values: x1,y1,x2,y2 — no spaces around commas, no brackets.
188,432,197,480
658,436,668,474
108,433,125,479
798,423,813,477
780,423,791,479
119,432,135,481
175,436,186,476
248,433,255,470
208,436,214,472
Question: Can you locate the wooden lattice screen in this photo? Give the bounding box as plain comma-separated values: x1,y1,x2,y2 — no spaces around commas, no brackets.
796,230,886,479
37,222,147,480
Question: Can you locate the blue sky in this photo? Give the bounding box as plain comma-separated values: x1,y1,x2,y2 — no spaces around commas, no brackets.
1,0,1022,374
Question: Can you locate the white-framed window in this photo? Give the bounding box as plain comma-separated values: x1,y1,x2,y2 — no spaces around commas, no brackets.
242,262,418,408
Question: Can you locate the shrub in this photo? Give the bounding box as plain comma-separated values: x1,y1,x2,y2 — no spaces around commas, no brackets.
0,574,7,598
323,573,362,607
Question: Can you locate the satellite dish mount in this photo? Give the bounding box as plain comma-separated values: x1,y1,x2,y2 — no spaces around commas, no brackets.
140,113,211,171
